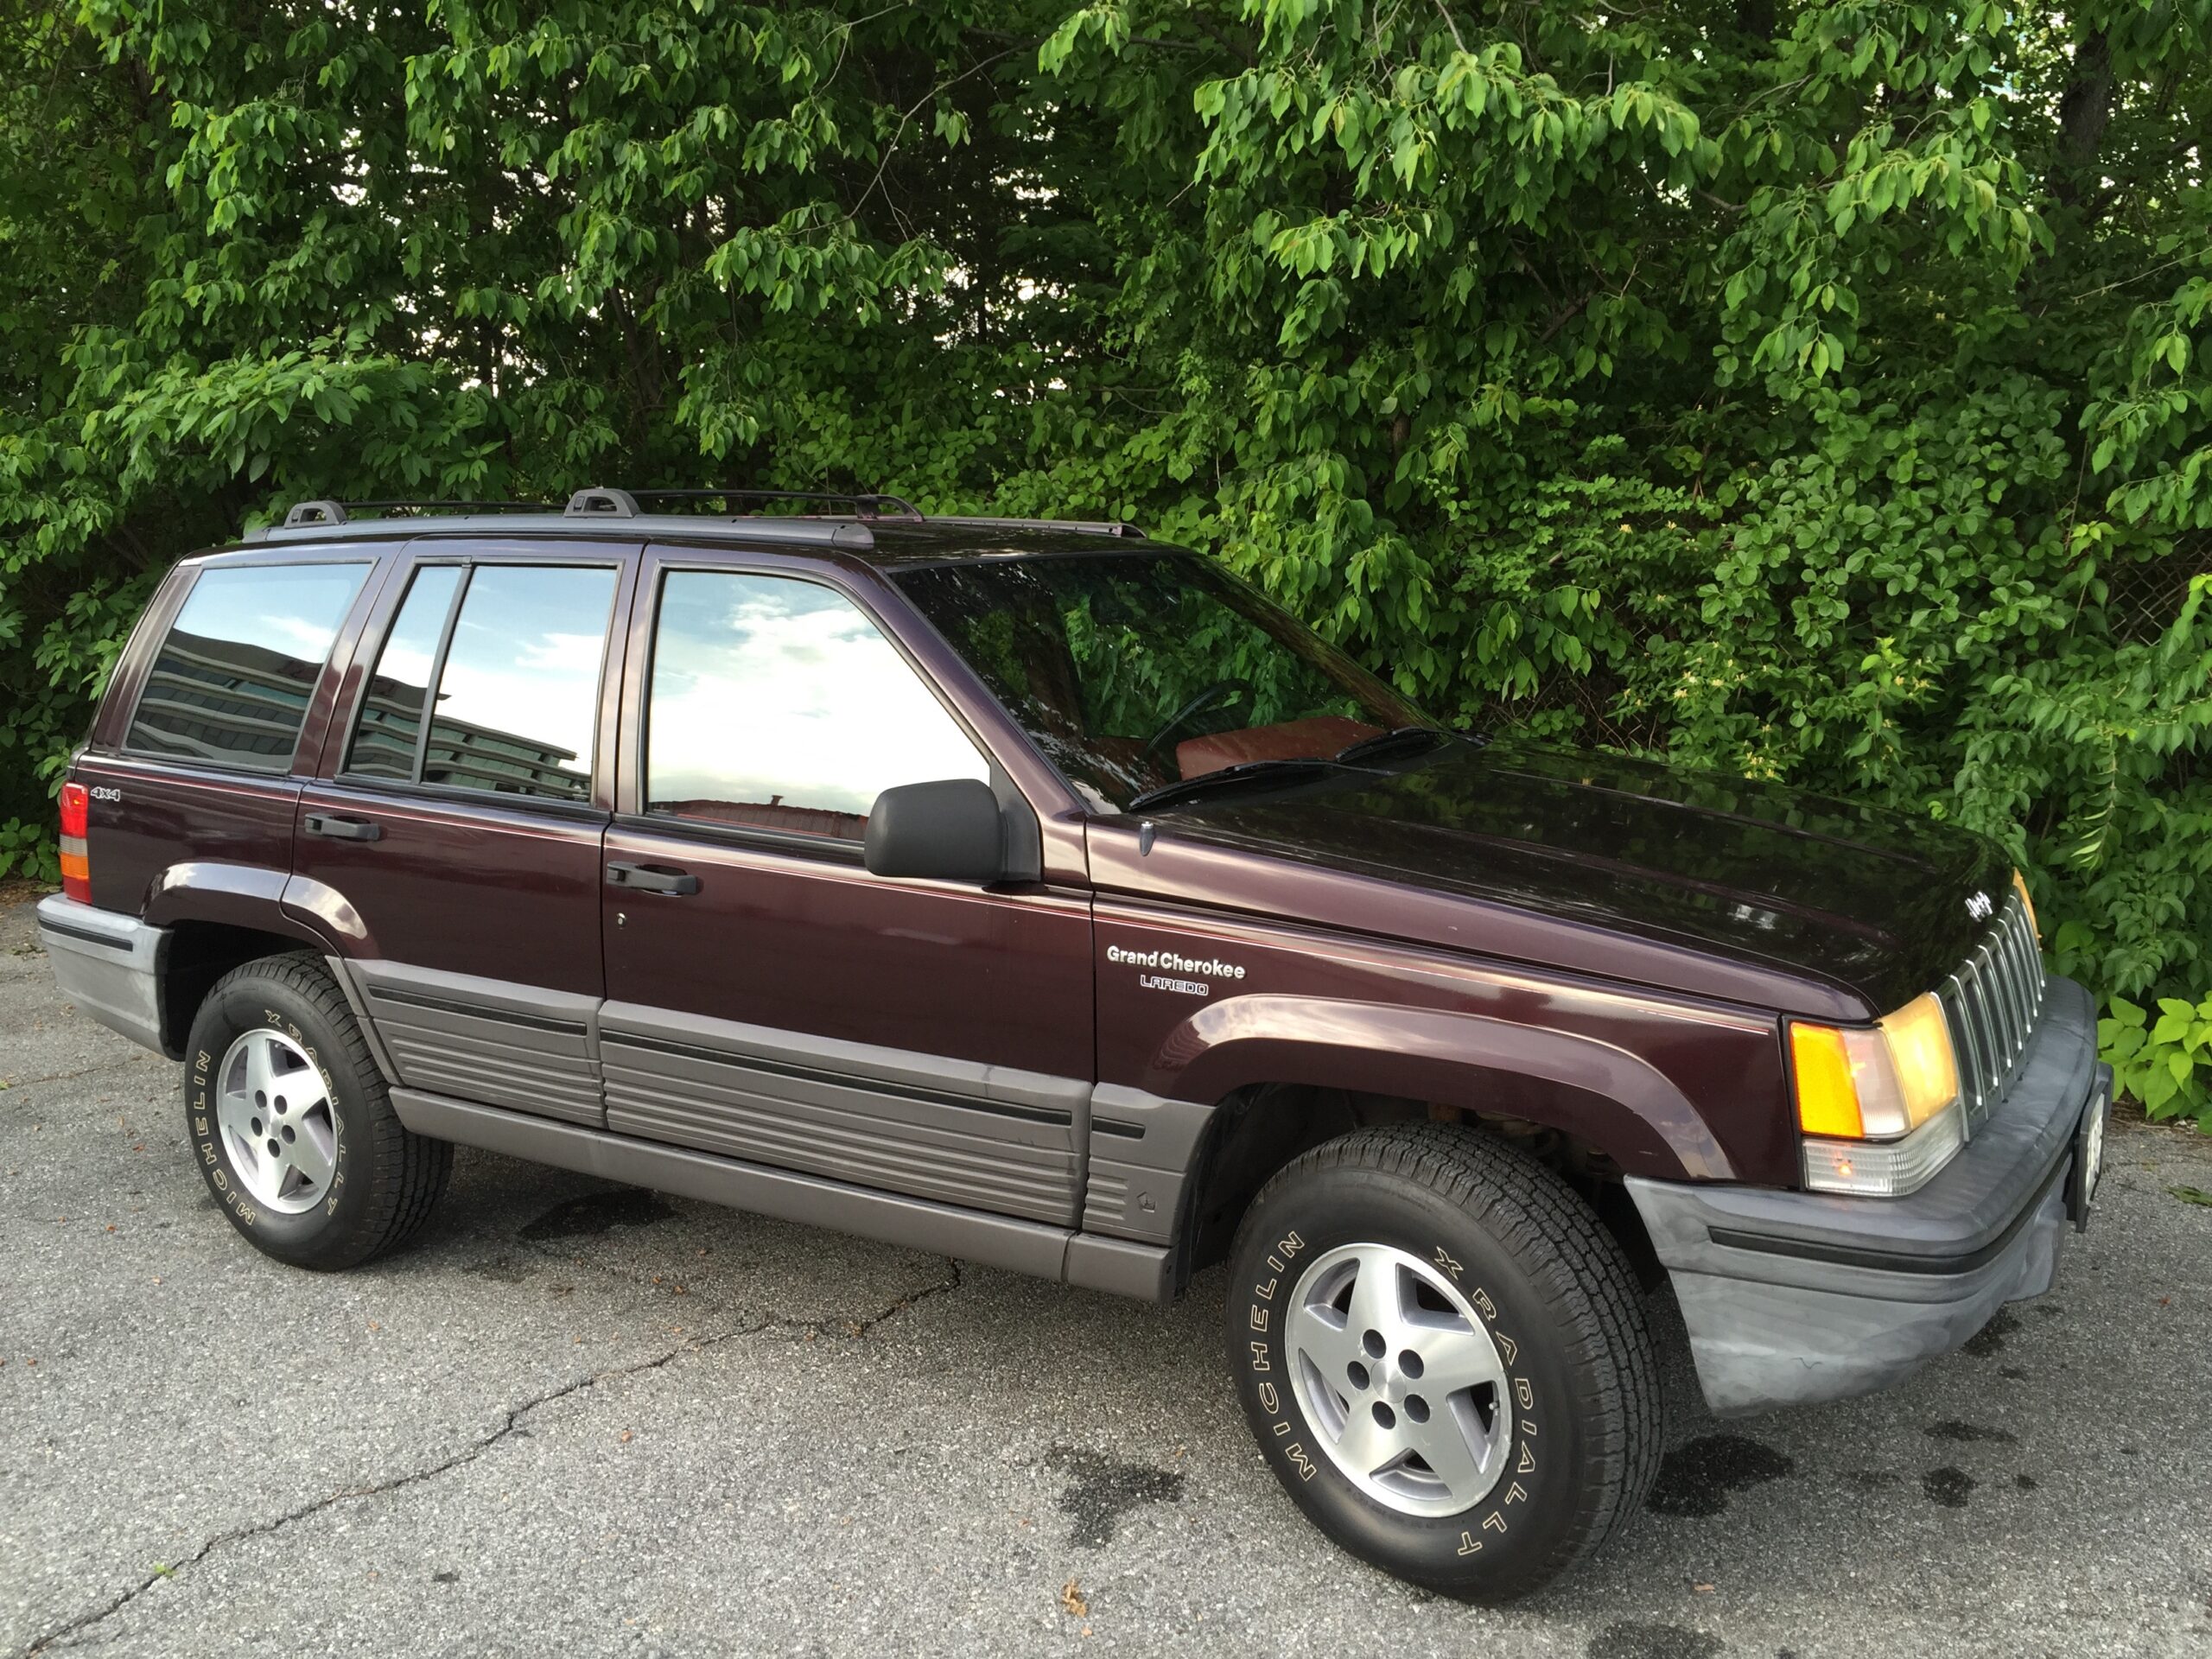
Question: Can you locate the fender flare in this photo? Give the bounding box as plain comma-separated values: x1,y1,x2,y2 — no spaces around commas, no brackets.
143,861,364,957
1143,993,1736,1181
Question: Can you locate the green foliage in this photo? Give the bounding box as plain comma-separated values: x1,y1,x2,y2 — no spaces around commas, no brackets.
2101,995,2212,1133
4,2,2212,1128
0,817,60,885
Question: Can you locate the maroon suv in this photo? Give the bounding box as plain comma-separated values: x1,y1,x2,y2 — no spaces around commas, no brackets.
38,489,2108,1599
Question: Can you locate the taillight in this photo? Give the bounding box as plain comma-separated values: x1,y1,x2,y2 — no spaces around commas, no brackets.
58,781,90,902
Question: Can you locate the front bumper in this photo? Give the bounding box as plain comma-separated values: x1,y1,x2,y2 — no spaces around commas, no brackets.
35,893,168,1055
1627,975,2106,1416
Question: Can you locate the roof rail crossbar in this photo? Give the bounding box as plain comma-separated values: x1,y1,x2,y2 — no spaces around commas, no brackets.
925,515,1147,539
627,487,924,520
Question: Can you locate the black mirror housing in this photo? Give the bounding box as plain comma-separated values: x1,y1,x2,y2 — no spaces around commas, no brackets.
865,779,1006,882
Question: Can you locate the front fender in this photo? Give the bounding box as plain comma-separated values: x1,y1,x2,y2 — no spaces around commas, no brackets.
1144,992,1738,1181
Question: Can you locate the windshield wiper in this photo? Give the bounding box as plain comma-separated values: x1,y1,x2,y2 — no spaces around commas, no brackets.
1124,758,1357,815
1332,724,1455,766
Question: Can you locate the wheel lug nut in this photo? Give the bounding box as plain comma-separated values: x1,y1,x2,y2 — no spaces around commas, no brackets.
1346,1360,1370,1391
1362,1329,1385,1359
1399,1350,1424,1379
1405,1395,1430,1423
1371,1402,1396,1430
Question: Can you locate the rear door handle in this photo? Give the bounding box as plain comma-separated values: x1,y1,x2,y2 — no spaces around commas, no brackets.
605,861,699,896
304,812,382,842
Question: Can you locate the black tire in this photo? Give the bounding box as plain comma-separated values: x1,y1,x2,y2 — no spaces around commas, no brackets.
183,952,451,1270
1226,1123,1659,1602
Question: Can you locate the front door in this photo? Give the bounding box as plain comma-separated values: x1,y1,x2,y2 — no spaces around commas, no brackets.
293,539,637,1126
598,550,1094,1224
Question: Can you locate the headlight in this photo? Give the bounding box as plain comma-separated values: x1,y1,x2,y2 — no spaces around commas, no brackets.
1789,991,1964,1195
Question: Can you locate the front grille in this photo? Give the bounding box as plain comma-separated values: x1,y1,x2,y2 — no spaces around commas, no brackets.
1941,891,2047,1128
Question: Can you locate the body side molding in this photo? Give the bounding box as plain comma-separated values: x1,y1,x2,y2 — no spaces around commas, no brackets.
390,1089,1173,1300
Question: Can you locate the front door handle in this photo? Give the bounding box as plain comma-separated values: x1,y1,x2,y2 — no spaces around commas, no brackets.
605,861,700,896
304,812,382,842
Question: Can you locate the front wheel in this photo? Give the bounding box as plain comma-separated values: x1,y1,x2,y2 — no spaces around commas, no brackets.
1227,1124,1659,1601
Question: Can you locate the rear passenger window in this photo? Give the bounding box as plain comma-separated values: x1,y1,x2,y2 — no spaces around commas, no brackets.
343,563,617,801
645,570,987,840
126,563,368,772
344,565,462,779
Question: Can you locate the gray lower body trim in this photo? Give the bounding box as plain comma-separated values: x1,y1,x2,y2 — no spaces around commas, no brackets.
1083,1083,1217,1244
391,1088,1172,1300
1629,982,2105,1415
36,894,167,1055
353,961,603,1128
599,1001,1091,1226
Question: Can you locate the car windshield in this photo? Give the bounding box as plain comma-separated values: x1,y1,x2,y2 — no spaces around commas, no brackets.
893,550,1429,813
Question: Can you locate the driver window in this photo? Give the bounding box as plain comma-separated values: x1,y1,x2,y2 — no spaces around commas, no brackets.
645,570,989,840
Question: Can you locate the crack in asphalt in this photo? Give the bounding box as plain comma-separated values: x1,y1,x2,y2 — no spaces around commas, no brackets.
21,1260,963,1656
0,1056,162,1095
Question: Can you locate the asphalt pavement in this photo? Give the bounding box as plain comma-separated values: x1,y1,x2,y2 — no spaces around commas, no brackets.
3,892,2209,1658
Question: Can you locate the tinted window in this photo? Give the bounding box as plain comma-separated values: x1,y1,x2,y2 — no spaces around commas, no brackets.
417,566,617,800
126,563,368,772
646,571,986,840
344,565,464,779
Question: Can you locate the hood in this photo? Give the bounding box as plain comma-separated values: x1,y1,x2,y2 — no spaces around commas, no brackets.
1166,738,2014,1017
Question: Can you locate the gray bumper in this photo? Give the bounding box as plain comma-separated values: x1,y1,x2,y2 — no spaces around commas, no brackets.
35,893,168,1055
1627,976,2105,1416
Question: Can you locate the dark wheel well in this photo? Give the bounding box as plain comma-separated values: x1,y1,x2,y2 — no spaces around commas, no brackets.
159,921,325,1058
1179,1084,1659,1293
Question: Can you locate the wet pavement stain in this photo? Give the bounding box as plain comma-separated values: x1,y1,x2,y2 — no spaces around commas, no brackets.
1962,1307,2021,1357
1923,1466,1976,1508
1647,1434,1794,1517
2015,1472,2040,1491
471,1255,531,1284
1045,1446,1185,1548
518,1188,677,1242
1586,1620,1724,1659
1924,1420,2018,1445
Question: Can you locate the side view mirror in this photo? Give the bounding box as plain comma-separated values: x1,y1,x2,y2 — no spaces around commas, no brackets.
865,779,1006,883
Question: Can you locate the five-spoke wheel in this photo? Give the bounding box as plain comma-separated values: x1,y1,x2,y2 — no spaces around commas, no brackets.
1285,1242,1512,1516
213,1027,338,1213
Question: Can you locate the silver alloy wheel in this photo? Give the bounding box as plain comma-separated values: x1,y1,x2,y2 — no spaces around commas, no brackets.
213,1028,338,1215
1285,1242,1513,1517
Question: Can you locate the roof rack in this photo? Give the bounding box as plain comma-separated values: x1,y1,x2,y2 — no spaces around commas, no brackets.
257,488,1147,552
925,515,1144,539
282,499,553,529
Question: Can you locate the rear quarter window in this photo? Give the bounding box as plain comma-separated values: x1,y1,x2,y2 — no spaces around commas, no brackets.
124,563,370,772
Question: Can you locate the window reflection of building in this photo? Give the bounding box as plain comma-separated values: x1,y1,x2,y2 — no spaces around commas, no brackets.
128,632,319,768
348,666,588,798
652,797,863,839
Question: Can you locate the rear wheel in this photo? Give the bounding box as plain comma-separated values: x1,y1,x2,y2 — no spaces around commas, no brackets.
183,953,450,1269
1226,1123,1659,1601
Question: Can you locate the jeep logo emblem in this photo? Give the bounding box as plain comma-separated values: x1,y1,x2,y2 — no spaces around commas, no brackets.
1966,891,1993,923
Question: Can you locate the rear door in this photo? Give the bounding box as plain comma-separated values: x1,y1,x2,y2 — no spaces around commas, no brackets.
293,537,639,1127
596,548,1095,1224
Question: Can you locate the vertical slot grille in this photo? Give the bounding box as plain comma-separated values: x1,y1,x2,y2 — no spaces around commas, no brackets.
1941,892,2046,1126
